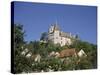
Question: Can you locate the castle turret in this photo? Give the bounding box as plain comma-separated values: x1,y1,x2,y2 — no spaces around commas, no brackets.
49,25,54,33
49,22,60,33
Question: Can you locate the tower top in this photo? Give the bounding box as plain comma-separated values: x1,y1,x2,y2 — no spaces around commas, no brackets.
54,19,60,31
55,19,58,26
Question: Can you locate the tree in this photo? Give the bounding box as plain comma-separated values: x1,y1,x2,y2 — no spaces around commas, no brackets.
76,58,93,69
40,32,48,41
14,24,33,73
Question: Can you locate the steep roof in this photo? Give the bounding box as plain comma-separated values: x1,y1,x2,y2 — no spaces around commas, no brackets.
59,48,76,58
53,24,60,31
60,31,71,37
49,23,75,39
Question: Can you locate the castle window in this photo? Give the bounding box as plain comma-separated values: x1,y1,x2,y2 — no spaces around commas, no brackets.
61,37,62,40
56,37,58,39
52,37,54,40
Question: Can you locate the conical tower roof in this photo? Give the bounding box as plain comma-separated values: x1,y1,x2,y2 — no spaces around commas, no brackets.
53,24,59,30
53,20,60,31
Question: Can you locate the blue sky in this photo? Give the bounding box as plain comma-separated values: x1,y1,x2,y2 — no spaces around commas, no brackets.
13,1,97,44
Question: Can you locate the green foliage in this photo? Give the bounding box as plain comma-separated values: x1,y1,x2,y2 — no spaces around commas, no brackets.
70,40,97,52
14,24,33,73
76,58,93,69
40,32,48,41
46,41,63,52
69,40,97,69
13,24,97,73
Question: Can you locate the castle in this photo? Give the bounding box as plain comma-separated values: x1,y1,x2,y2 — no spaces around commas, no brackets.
41,22,77,46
